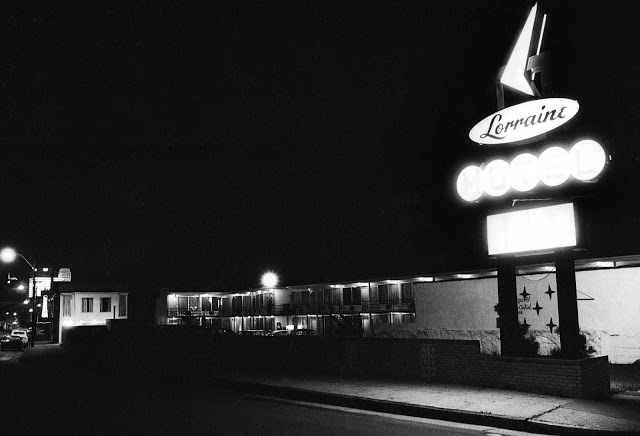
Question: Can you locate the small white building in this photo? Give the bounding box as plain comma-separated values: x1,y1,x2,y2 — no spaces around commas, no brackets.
59,290,128,344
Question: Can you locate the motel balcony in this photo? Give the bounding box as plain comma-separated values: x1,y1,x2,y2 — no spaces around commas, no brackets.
290,300,414,316
167,300,415,320
167,309,223,318
168,304,292,319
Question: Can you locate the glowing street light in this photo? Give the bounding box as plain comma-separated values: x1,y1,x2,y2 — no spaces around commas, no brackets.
17,284,25,291
23,300,29,305
1,246,37,347
0,247,17,264
261,271,279,288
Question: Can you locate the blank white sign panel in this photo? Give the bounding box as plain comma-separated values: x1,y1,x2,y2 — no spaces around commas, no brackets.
487,203,576,255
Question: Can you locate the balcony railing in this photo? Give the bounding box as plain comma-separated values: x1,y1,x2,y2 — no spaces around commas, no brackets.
167,299,414,318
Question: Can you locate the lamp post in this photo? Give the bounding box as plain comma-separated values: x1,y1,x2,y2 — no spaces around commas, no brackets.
1,247,37,347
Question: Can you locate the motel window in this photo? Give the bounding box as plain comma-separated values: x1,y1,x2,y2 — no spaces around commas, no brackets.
369,286,378,304
119,294,127,317
378,285,388,304
264,293,273,311
202,296,212,312
343,288,351,305
232,297,242,313
323,288,341,305
298,291,309,307
309,291,320,309
342,288,362,306
62,295,72,317
388,284,400,301
212,297,221,311
100,297,111,312
188,296,200,311
81,298,93,313
167,295,177,310
178,297,188,310
352,288,362,305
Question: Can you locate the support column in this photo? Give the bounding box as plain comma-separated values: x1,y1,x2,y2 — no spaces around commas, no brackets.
556,251,580,357
497,257,518,356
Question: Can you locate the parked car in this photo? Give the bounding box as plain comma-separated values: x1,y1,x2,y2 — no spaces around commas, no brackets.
268,330,290,336
291,329,316,336
212,328,236,336
10,329,29,345
238,330,266,336
0,334,24,351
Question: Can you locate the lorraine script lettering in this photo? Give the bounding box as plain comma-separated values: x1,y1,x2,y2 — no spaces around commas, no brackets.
480,105,568,140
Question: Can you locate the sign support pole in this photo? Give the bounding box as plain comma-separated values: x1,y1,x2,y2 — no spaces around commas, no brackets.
497,257,519,356
556,250,581,356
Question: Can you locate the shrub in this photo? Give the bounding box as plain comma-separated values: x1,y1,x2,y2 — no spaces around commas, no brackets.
515,321,540,357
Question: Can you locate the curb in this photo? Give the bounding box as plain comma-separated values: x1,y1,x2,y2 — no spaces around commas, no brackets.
211,377,625,436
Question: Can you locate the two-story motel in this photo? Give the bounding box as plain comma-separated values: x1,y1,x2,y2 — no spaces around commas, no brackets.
155,253,640,364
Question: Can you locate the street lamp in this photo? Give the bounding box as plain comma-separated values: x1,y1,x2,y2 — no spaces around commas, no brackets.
261,271,279,288
1,247,37,347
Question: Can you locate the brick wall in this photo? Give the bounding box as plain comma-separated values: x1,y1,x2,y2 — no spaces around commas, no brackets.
336,337,609,398
203,333,609,398
407,339,608,398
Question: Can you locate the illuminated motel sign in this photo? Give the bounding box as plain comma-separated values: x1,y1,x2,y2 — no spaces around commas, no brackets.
468,98,579,145
472,3,598,357
457,3,609,205
457,139,607,202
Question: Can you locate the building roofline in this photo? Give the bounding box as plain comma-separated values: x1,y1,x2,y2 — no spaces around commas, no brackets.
160,253,640,296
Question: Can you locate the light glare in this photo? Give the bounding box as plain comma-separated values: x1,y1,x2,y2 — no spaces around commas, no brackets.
261,271,279,288
456,165,484,202
509,153,540,192
539,146,570,187
0,248,17,264
570,140,606,181
483,160,511,197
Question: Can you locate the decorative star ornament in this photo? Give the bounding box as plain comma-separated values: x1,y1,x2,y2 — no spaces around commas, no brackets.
545,285,555,300
533,301,543,316
520,287,530,300
546,318,557,333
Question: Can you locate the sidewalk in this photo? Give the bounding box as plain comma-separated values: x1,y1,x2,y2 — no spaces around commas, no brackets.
215,371,640,435
20,344,640,434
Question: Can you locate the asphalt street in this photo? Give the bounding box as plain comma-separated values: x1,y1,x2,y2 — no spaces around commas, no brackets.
0,347,538,436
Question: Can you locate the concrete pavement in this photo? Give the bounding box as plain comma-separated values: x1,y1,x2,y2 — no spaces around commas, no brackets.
214,371,640,435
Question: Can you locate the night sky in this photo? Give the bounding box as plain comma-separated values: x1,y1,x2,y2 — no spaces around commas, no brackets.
2,1,640,294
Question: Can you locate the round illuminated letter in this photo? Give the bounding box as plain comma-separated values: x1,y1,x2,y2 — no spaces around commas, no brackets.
457,165,484,202
539,146,570,187
509,153,539,192
483,159,510,197
570,140,606,181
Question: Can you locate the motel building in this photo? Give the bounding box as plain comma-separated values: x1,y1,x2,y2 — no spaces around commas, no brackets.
155,282,416,337
155,253,640,365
